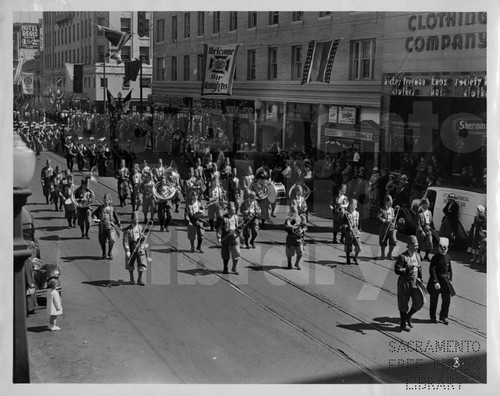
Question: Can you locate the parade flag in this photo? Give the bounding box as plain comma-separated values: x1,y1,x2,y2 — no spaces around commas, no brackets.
14,55,24,84
124,60,142,84
21,72,34,94
64,63,75,93
122,89,133,113
96,24,132,64
301,39,341,84
74,64,83,93
201,43,240,96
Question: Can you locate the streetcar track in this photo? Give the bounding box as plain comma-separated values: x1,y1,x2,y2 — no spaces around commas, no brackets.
44,152,485,383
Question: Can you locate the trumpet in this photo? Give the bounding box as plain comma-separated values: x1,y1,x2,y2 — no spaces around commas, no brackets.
126,219,154,266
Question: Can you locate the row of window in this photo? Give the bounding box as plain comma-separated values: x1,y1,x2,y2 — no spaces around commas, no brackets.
43,45,150,69
155,39,375,81
156,11,332,42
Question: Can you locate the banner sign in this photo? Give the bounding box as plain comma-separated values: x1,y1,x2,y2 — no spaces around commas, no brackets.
20,23,40,50
21,72,34,95
201,43,239,96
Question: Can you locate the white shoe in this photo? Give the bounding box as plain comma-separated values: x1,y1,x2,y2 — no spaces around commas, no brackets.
50,326,61,331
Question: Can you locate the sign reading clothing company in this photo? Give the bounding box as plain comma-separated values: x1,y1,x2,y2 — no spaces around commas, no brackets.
202,44,240,96
20,23,40,50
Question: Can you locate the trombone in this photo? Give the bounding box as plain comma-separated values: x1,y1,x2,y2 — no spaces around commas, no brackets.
382,204,400,242
126,219,154,266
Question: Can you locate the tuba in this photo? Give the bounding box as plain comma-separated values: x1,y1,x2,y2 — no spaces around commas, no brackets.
249,179,270,200
289,182,311,200
71,186,95,208
286,214,306,235
153,181,177,202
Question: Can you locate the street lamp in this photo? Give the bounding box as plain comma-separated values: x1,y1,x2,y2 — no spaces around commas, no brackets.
13,132,36,383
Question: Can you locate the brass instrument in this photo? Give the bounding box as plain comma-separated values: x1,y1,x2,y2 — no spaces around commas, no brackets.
206,187,227,209
126,219,154,266
286,214,307,235
70,167,98,208
249,179,270,200
382,204,400,242
289,182,311,201
153,181,177,201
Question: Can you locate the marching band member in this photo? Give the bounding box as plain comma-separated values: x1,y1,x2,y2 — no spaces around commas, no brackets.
74,177,93,239
76,136,87,172
239,191,261,249
130,164,143,212
219,201,241,275
153,158,166,182
377,195,398,260
140,171,156,224
290,185,308,220
97,138,111,176
227,167,241,214
185,189,205,253
255,162,271,229
41,159,54,204
343,199,362,265
60,173,77,228
284,205,307,270
123,211,148,286
86,137,97,170
92,193,122,260
157,176,173,232
207,177,226,240
166,161,182,213
416,197,435,261
64,137,76,172
115,159,131,207
50,166,64,211
330,184,348,244
395,236,426,332
141,160,151,174
242,166,254,200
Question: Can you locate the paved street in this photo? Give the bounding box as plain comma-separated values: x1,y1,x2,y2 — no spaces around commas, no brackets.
24,150,486,385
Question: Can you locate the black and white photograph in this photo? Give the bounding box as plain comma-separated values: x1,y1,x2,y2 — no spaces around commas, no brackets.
3,1,499,395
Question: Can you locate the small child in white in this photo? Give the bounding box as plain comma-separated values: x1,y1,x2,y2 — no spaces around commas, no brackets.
47,279,63,331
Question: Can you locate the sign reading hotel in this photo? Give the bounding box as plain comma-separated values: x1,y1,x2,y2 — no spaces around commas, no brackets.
201,44,240,96
20,23,40,50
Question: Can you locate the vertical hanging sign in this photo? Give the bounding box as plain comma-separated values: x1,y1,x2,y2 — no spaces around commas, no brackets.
201,43,240,96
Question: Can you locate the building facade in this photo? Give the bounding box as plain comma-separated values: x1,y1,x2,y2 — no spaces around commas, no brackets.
40,11,153,113
151,11,384,168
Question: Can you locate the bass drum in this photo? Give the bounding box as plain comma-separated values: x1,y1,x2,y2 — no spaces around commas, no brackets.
267,182,286,204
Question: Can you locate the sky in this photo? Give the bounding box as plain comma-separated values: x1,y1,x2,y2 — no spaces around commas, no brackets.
13,11,43,23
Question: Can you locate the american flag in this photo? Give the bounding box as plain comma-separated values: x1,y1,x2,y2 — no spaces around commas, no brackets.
301,39,341,84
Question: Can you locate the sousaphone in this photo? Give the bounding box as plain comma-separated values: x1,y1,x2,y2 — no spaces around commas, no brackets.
153,181,177,201
289,182,311,200
70,167,98,208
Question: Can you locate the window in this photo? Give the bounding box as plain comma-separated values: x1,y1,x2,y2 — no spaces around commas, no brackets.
197,12,205,36
69,25,71,42
141,77,151,88
292,12,303,22
121,46,131,62
76,24,79,40
156,57,165,80
319,12,332,18
269,12,279,25
172,16,177,41
247,49,256,80
248,12,257,28
100,77,108,87
291,45,303,80
268,47,278,79
350,39,375,79
157,19,165,42
121,18,131,33
184,55,190,80
197,54,205,81
229,12,238,31
213,11,220,33
171,56,177,81
140,46,150,64
184,13,190,38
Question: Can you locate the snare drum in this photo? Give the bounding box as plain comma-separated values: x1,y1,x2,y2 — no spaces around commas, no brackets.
267,182,286,204
64,197,76,211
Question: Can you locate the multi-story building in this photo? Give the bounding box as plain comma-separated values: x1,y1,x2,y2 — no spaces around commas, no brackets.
41,11,153,113
151,11,486,188
151,11,384,169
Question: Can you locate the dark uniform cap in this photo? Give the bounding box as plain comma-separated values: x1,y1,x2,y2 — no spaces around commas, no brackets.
420,197,429,206
408,235,419,245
